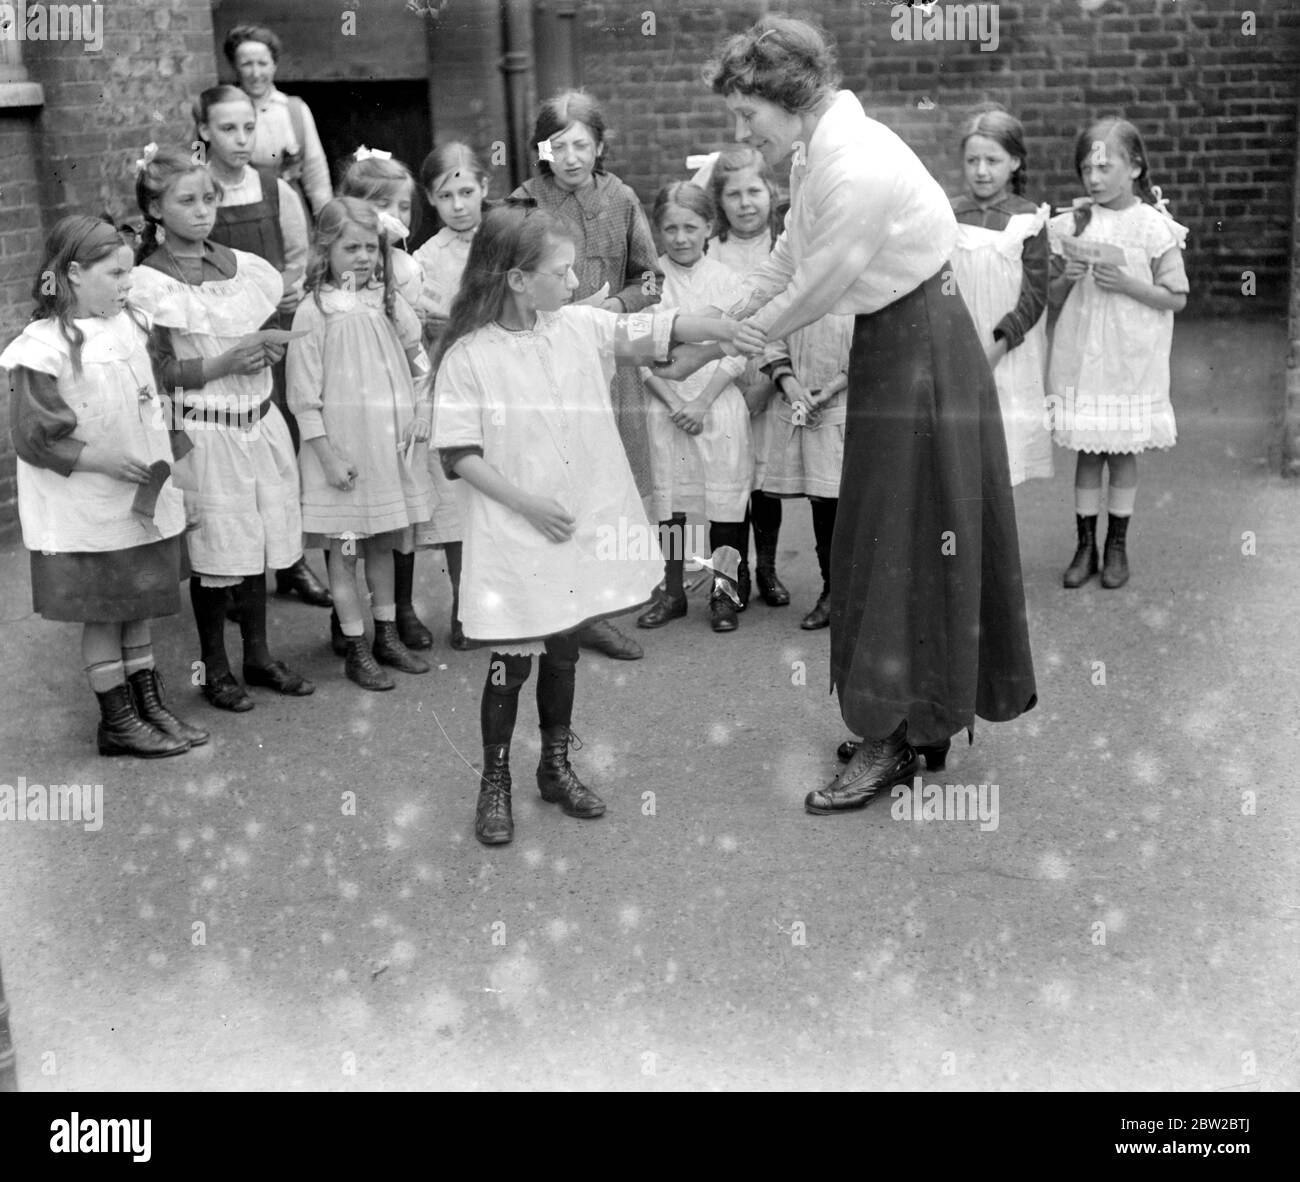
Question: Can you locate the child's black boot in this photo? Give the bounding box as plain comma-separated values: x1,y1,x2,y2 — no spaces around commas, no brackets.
476,743,514,844
128,668,209,747
537,727,605,818
96,684,190,758
1062,514,1099,588
1101,513,1130,589
393,550,434,649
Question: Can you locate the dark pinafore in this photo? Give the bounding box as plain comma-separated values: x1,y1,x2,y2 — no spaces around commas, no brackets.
210,165,295,442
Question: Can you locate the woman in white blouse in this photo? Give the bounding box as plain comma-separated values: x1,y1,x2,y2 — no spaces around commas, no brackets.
223,24,332,220
665,17,1038,814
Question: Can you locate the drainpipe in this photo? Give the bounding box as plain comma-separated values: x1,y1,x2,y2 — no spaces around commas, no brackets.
501,0,535,191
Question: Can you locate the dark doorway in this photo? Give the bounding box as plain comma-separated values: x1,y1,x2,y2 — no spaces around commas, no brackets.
283,80,438,247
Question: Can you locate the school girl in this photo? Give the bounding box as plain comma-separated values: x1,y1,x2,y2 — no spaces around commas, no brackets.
195,83,330,608
131,146,313,712
287,198,435,691
431,204,756,844
1,215,204,756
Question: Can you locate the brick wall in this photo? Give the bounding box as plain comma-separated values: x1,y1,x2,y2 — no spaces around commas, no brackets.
579,0,1299,317
0,0,218,543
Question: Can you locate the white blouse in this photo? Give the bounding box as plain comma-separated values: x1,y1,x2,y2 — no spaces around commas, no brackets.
747,90,957,340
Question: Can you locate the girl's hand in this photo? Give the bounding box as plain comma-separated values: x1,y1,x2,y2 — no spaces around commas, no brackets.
672,403,706,435
651,343,714,383
1091,263,1133,295
261,341,287,367
1062,259,1090,283
221,338,273,377
76,442,152,484
401,418,432,448
519,493,576,543
732,322,767,355
322,449,358,492
985,338,1009,371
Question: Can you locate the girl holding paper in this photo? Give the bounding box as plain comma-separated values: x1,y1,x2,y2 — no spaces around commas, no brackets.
1048,118,1188,590
1,215,206,757
132,146,314,712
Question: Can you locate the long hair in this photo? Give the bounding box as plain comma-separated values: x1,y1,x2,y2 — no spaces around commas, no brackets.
531,90,608,177
960,104,1029,197
435,204,572,368
134,144,218,265
30,216,133,376
651,181,716,234
707,145,781,245
1072,117,1162,235
305,197,396,322
337,151,420,238
706,16,839,112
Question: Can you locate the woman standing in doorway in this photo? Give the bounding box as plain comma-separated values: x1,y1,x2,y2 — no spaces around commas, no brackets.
666,17,1037,814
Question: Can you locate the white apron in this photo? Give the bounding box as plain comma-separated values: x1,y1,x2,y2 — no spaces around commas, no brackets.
951,209,1053,485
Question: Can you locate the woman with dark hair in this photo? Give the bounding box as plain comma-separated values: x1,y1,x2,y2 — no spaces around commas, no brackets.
223,23,332,220
668,16,1037,814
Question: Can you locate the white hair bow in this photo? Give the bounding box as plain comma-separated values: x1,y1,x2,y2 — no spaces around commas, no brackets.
134,142,158,174
355,146,392,162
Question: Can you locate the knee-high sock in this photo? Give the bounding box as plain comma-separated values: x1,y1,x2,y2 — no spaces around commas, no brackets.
810,497,838,591
235,574,274,668
393,549,416,610
750,489,782,557
537,632,580,730
190,578,232,682
444,541,463,626
659,513,687,598
481,652,531,749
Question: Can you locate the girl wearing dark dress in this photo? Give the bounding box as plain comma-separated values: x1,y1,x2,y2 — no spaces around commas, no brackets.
1,216,206,758
669,17,1037,813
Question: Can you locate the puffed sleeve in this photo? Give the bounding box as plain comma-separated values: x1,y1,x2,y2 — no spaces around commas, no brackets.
8,365,84,476
994,224,1049,350
747,158,896,342
286,300,327,440
1149,212,1190,294
614,188,662,313
296,99,333,219
432,341,485,479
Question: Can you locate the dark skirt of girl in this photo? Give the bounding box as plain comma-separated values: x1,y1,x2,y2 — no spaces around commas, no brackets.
830,266,1038,746
31,536,183,623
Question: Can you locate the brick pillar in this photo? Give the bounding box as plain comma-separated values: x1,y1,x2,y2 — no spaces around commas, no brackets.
1285,87,1300,477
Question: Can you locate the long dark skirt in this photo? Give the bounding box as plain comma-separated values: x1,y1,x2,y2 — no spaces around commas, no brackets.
830,266,1037,746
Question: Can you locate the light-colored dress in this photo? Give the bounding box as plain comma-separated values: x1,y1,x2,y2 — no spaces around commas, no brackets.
409,226,474,548
643,255,752,523
1047,201,1189,453
951,203,1054,484
287,284,433,541
762,309,852,498
434,306,673,643
248,86,332,219
130,251,303,579
0,311,185,552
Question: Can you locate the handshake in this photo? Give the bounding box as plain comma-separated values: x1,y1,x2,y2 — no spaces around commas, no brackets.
649,316,767,383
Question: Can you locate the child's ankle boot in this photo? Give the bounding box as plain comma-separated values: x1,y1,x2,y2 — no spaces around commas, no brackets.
1101,513,1130,589
1063,514,1099,588
537,726,605,818
96,684,190,758
476,743,514,844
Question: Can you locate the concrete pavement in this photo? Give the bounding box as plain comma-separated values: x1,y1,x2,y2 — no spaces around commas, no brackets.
0,316,1296,1090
